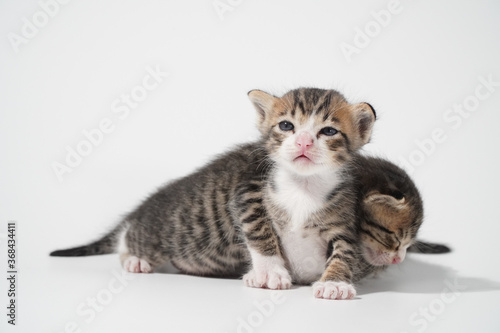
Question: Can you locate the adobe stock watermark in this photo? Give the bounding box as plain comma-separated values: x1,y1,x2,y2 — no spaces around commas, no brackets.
227,291,286,333
51,65,169,182
7,0,72,53
213,0,244,21
399,74,499,174
57,269,135,333
401,277,467,333
339,0,403,63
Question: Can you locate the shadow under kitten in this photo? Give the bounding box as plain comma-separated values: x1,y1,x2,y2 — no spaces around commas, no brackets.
356,256,500,295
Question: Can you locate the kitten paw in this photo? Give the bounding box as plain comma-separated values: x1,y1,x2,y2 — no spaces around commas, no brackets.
123,255,152,273
312,281,356,300
243,267,292,290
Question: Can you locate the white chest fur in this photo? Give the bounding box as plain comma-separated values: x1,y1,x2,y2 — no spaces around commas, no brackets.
280,228,327,284
270,168,340,284
272,169,340,230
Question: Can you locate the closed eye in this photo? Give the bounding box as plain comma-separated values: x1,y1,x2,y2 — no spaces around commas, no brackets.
361,228,391,248
365,219,394,235
363,220,402,250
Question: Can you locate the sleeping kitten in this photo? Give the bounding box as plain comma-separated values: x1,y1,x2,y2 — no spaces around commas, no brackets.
344,155,450,284
310,155,451,299
355,154,425,267
51,87,376,300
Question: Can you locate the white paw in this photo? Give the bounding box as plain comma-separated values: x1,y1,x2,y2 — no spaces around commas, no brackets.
123,256,152,273
312,281,356,300
243,253,292,290
243,267,292,290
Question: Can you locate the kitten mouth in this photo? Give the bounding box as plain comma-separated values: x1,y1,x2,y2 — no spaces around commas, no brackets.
293,154,313,163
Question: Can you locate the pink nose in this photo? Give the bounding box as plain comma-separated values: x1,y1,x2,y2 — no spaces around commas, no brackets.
296,133,313,152
392,257,401,264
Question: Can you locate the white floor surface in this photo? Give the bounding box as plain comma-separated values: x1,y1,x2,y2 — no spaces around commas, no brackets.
1,0,500,332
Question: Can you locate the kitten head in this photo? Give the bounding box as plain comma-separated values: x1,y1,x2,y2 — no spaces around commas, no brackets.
248,88,376,176
360,190,423,266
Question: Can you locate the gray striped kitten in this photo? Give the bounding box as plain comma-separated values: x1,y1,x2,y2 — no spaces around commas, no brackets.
51,88,376,300
333,154,450,298
353,155,438,267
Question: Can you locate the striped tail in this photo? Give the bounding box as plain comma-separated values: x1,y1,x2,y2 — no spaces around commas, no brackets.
50,226,122,257
408,240,451,254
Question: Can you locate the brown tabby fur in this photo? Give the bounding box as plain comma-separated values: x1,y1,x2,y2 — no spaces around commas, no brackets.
50,87,448,299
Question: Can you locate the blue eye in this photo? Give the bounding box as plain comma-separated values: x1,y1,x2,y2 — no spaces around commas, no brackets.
321,127,338,136
279,121,294,131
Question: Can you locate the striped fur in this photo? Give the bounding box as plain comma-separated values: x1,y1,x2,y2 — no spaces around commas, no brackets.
50,88,390,298
348,155,450,282
248,88,376,298
50,88,374,286
50,88,449,299
52,142,273,277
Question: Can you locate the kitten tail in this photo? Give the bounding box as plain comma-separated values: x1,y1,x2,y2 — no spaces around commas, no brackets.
408,240,451,254
50,225,122,257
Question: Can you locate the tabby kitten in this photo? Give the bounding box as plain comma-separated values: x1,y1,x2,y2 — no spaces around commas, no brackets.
51,88,376,300
356,154,425,267
337,155,450,290
245,89,375,299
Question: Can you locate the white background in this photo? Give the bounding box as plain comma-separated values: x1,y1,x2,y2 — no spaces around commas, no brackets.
1,0,500,332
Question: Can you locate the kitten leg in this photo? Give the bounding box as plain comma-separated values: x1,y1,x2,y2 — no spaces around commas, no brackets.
314,259,356,300
117,224,159,274
234,180,292,289
243,249,291,290
238,189,291,289
314,231,357,300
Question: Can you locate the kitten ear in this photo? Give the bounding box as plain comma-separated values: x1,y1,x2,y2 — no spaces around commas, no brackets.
248,90,277,129
351,102,376,148
364,191,406,209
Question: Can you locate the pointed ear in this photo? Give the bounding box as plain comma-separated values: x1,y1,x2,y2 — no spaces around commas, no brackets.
364,191,406,209
248,90,277,127
351,102,376,147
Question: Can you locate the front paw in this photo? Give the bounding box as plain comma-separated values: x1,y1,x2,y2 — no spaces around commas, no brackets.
243,266,292,290
312,281,356,300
